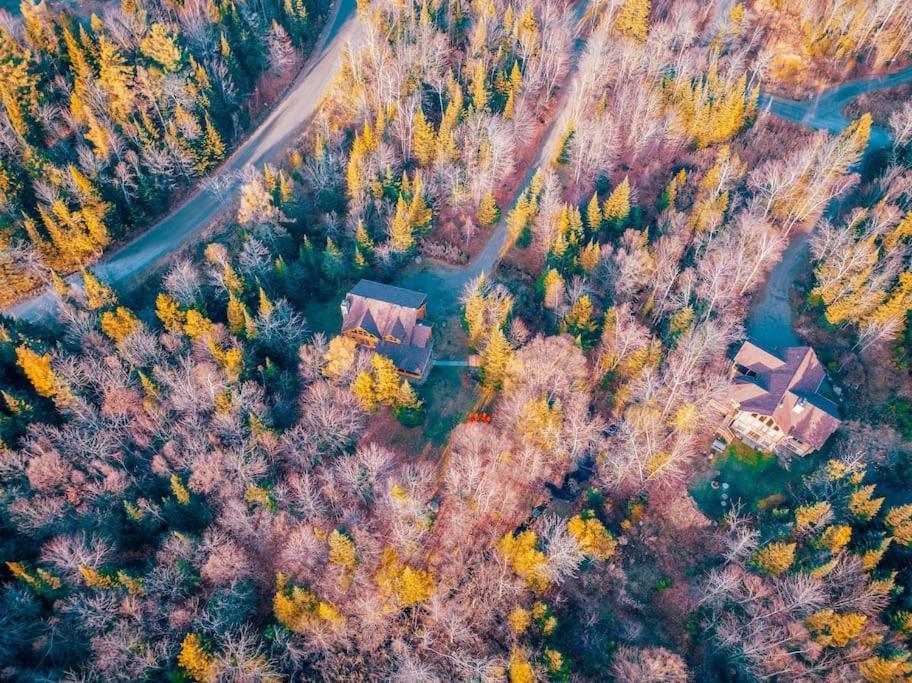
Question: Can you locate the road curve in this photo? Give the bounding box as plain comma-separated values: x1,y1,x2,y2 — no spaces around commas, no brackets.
747,65,912,349
7,0,357,321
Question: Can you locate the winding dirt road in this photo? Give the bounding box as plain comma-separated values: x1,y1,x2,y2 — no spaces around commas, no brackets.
396,0,591,316
747,66,912,349
7,0,357,321
7,8,911,331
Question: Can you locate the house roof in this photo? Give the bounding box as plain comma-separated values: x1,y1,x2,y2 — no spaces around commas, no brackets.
377,339,433,376
350,279,426,309
341,280,433,375
730,342,841,450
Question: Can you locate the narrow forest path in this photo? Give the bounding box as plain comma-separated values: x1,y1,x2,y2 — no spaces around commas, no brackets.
395,0,592,317
7,0,358,321
746,67,912,348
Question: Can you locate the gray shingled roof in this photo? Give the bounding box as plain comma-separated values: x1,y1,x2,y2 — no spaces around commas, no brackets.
377,339,433,376
350,279,426,309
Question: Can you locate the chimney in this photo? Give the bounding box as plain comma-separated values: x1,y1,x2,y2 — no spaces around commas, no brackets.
792,398,806,414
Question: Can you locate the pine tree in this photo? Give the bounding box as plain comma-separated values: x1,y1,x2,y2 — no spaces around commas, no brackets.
412,108,436,166
258,287,274,317
197,116,226,173
16,346,62,399
542,268,565,310
614,0,652,43
510,60,522,95
586,192,602,231
395,378,419,408
476,191,500,226
567,513,617,560
470,59,489,112
156,293,185,333
184,310,212,339
753,542,796,575
140,23,183,72
883,210,912,251
97,36,135,122
579,242,601,271
480,327,513,389
389,195,415,253
409,174,433,230
227,294,248,336
561,295,596,336
375,547,435,608
323,336,357,379
82,270,116,310
178,633,219,683
371,354,400,405
866,272,912,331
603,177,631,226
352,370,376,410
100,306,140,341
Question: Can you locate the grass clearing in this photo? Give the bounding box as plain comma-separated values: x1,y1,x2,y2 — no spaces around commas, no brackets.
419,366,478,446
691,440,824,520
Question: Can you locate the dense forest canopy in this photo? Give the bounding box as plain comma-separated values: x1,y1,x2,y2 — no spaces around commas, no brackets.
0,0,322,308
2,0,912,681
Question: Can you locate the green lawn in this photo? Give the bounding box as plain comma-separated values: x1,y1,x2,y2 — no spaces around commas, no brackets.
690,440,825,520
418,366,478,445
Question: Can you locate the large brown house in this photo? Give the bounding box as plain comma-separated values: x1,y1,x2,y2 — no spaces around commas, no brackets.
340,279,433,380
719,342,841,456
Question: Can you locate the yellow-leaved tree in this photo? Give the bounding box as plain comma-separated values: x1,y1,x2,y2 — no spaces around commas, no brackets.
273,573,345,632
375,547,435,608
567,513,617,560
602,177,631,227
178,633,220,683
100,306,140,342
498,530,550,592
16,346,65,400
753,541,796,575
479,327,513,389
613,0,651,42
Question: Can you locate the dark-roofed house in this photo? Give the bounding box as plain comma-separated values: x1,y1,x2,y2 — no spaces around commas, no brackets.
340,279,433,380
721,342,841,456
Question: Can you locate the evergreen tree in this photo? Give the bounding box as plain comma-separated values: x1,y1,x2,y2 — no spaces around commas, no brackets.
586,192,602,231
476,191,501,226
603,177,631,228
412,108,436,166
480,327,512,389
82,270,116,310
371,354,400,405
197,117,226,173
614,0,652,42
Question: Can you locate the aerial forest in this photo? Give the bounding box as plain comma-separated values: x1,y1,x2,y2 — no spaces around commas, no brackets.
2,0,912,681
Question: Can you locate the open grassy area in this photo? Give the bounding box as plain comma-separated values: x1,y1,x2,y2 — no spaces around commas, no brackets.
690,439,825,520
419,366,478,445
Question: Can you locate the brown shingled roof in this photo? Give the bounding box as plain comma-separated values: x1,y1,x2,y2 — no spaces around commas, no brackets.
341,280,433,377
730,342,841,450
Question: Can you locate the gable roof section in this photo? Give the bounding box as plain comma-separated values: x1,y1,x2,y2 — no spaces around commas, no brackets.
350,279,426,309
341,280,433,375
730,342,840,450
